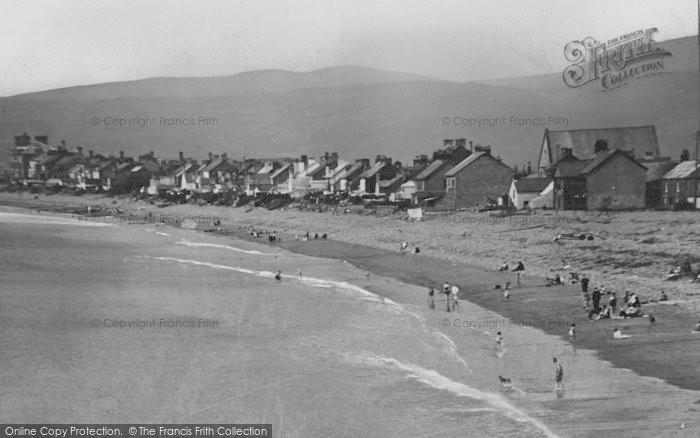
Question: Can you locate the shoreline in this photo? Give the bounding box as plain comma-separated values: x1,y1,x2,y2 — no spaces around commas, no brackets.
2,192,700,392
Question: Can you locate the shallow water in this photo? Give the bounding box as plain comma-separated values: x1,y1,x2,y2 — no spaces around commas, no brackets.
0,207,698,437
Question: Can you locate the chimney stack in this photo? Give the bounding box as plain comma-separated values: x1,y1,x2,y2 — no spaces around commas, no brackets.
594,139,608,154
468,141,473,152
89,150,94,158
179,151,184,162
222,152,228,160
119,150,124,159
77,146,83,155
443,139,454,147
208,152,213,161
455,138,466,148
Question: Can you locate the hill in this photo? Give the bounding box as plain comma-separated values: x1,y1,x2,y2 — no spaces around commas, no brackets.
0,36,697,167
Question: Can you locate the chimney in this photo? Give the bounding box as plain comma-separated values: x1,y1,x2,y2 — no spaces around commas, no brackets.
443,139,454,147
680,149,690,161
301,154,308,165
455,138,466,148
474,145,491,155
357,158,371,169
222,152,228,160
208,152,213,161
119,150,124,159
594,139,608,154
150,150,154,157
61,140,66,149
179,151,184,162
77,146,83,155
468,141,474,152
561,147,573,159
643,151,654,160
89,150,94,158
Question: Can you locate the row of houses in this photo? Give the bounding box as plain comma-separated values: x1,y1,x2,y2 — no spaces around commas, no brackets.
7,126,699,210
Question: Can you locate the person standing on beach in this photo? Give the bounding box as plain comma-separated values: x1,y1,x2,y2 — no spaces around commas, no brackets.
428,288,435,310
297,269,303,281
451,284,459,310
568,323,576,343
495,331,503,348
591,287,601,314
512,261,524,287
553,357,564,391
580,275,590,309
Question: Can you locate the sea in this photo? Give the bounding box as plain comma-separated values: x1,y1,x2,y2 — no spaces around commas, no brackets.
0,206,698,437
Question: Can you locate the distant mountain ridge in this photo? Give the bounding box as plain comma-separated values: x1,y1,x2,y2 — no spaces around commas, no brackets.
1,36,697,168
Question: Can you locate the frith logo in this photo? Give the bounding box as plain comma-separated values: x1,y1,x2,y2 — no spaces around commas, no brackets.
563,28,672,91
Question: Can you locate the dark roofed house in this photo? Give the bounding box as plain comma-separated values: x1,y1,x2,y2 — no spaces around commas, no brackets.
414,159,453,193
439,150,514,210
359,158,396,195
549,148,646,210
538,126,659,176
662,160,699,209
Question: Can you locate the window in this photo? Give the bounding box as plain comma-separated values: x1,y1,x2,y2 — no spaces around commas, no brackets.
446,177,456,191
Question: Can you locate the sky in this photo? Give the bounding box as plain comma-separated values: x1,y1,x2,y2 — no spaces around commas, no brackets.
0,0,697,96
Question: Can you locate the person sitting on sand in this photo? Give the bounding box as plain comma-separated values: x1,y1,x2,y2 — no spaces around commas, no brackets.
512,261,525,272
613,328,631,339
498,261,509,271
560,259,571,270
659,291,669,301
600,305,611,319
628,293,641,308
619,306,641,318
275,270,282,282
414,247,420,254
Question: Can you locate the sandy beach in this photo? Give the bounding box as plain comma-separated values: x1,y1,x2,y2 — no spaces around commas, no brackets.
1,193,700,437
1,191,699,394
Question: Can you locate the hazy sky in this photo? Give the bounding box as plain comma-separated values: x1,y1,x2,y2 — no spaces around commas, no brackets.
0,0,697,96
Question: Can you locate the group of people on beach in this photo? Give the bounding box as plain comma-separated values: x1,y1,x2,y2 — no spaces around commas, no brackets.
498,260,525,287
427,282,459,311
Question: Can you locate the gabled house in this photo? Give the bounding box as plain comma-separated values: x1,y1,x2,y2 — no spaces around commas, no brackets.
358,156,397,195
549,147,646,210
662,160,699,209
440,147,514,210
508,177,553,209
414,159,452,193
174,162,199,191
537,125,659,176
333,159,370,192
8,133,49,181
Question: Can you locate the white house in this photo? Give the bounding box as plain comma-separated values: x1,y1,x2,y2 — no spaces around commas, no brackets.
509,177,552,209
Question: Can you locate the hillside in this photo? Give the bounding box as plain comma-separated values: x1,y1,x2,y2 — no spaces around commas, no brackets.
0,36,697,167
